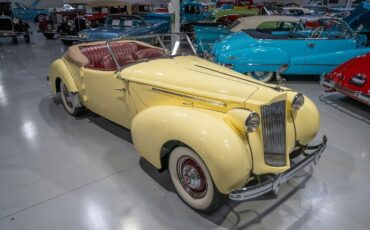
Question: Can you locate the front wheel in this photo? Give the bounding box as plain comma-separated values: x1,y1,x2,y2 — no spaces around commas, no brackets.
169,147,225,213
60,81,83,116
24,35,30,43
247,71,275,83
35,14,46,22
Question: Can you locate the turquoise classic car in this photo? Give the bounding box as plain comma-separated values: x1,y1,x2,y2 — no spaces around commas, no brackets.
181,0,211,23
211,19,370,82
195,15,304,54
8,0,49,22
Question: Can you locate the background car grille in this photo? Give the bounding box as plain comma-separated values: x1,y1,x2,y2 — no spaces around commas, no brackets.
261,101,287,166
0,18,13,31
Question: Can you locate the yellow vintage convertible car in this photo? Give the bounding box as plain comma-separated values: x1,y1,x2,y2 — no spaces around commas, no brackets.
48,34,327,213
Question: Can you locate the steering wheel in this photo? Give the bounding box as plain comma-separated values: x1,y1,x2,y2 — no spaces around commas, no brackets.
311,26,324,38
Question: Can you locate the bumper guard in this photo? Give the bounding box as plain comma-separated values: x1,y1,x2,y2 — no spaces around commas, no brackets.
229,135,327,201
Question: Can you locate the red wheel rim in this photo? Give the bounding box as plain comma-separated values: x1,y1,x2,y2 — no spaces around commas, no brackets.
177,156,207,199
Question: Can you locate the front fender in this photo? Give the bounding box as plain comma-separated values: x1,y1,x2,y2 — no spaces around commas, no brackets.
131,106,252,194
48,59,78,94
216,47,290,74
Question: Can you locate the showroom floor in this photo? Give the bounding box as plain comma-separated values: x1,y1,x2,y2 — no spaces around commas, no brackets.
0,24,369,230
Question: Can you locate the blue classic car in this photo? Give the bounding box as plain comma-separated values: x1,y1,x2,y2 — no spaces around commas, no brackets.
181,0,211,23
62,14,170,45
5,0,49,22
212,19,370,82
195,15,304,54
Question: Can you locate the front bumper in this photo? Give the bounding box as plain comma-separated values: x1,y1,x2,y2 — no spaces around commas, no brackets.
59,35,84,42
229,135,327,201
0,31,32,37
37,30,58,34
321,78,370,105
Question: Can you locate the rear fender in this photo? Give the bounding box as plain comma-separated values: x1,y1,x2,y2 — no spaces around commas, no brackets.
48,59,78,94
131,106,252,194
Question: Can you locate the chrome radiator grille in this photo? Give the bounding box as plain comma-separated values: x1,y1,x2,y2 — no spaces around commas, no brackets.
261,101,286,166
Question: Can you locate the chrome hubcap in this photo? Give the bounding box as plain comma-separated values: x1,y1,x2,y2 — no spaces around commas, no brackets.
177,156,207,199
62,85,73,108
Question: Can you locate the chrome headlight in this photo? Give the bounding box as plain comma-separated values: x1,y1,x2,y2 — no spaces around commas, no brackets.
13,18,19,24
245,112,260,132
85,19,91,28
63,16,68,22
78,32,89,39
47,23,53,30
67,19,73,27
292,93,305,111
45,15,50,21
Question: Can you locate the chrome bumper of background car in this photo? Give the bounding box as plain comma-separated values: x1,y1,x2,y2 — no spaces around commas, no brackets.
59,35,81,41
37,30,58,34
322,79,370,105
0,31,32,37
229,135,327,201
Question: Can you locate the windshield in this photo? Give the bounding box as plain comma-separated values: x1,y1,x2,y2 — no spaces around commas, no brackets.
320,19,352,39
107,34,197,70
105,16,145,28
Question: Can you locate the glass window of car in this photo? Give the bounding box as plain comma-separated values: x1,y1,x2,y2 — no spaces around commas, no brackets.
15,2,29,10
106,16,145,28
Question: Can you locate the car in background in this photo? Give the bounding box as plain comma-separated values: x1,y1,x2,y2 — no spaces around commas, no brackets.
322,52,370,106
4,0,49,22
344,2,370,45
38,2,109,40
212,19,370,82
65,14,169,44
0,2,31,43
48,33,326,213
195,15,303,53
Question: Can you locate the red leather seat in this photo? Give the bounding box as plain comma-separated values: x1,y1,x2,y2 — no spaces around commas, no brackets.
135,48,165,60
102,53,135,70
110,42,139,56
80,42,164,71
80,45,110,70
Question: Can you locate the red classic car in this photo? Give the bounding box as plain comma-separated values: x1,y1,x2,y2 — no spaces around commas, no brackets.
322,53,370,106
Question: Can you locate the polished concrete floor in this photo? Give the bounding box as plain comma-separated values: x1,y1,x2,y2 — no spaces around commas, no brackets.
0,24,369,230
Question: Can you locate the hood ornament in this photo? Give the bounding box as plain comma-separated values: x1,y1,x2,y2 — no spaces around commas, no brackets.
276,65,288,91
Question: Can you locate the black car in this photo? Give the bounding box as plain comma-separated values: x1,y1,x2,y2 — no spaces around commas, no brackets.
0,2,31,43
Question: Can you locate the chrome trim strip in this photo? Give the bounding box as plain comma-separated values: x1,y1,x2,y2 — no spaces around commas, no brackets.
229,136,327,201
322,79,370,105
152,87,226,107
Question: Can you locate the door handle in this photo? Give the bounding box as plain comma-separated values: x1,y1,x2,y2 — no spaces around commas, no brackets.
307,43,315,48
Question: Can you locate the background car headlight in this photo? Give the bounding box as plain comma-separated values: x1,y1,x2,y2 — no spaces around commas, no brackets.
47,24,53,30
245,112,260,132
63,16,68,22
67,19,73,27
85,19,91,28
292,93,305,110
78,32,89,39
13,18,19,24
45,15,50,21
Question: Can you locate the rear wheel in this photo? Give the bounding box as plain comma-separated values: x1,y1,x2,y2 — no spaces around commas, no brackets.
169,147,225,213
43,33,55,39
35,14,46,22
62,39,73,46
60,80,83,116
247,71,275,83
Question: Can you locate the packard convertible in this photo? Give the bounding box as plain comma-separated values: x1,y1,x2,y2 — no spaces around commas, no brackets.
211,19,370,82
48,34,327,212
0,2,31,43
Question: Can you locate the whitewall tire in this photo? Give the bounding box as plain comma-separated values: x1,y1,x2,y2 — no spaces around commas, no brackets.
247,71,275,83
60,81,83,116
169,146,224,213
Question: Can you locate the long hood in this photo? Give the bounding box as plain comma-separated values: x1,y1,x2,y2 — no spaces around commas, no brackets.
123,56,283,109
